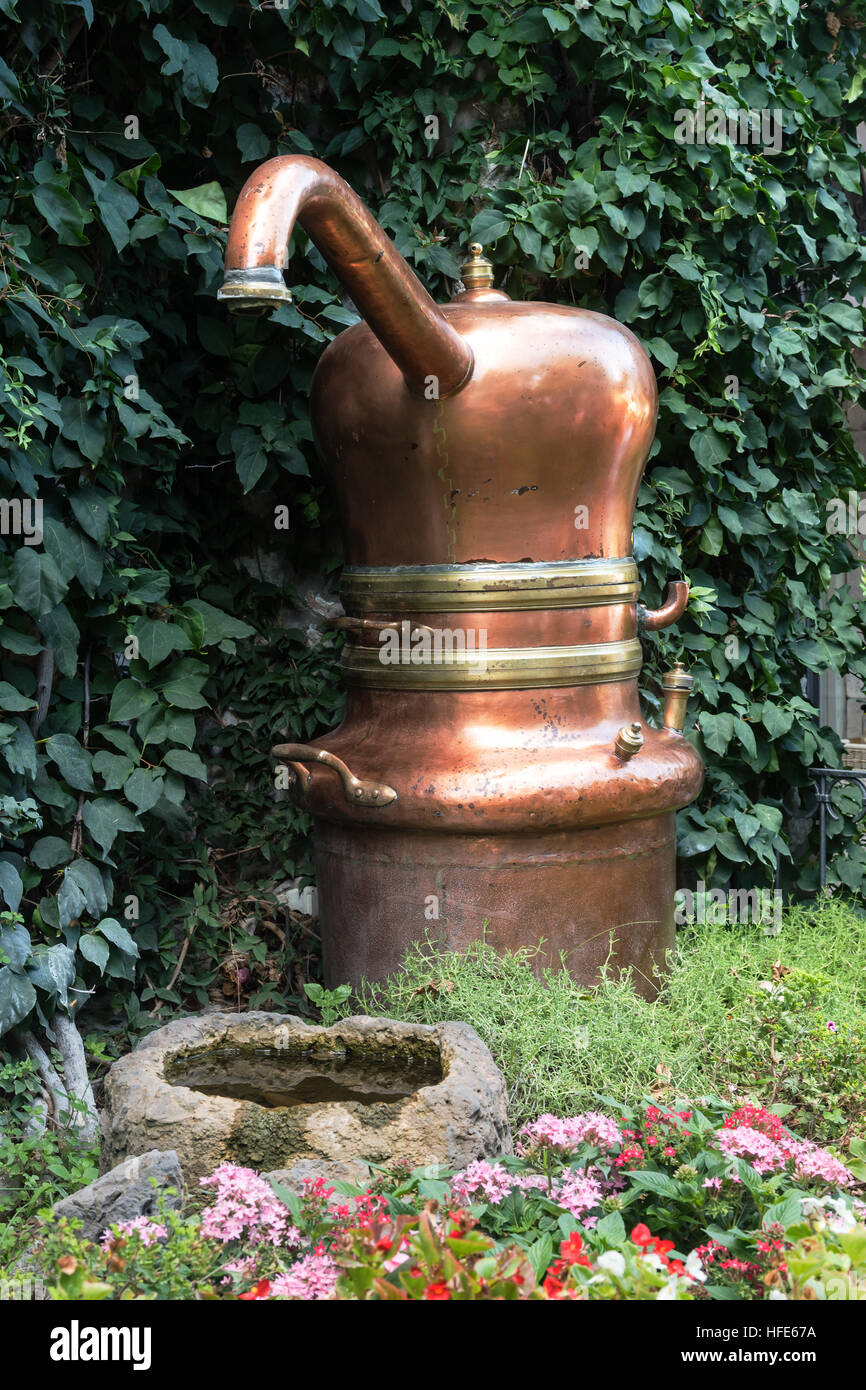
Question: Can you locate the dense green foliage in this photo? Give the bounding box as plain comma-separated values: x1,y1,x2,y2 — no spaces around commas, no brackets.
0,0,865,1046
346,898,866,1139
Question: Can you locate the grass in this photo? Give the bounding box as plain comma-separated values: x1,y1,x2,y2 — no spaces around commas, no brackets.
344,897,866,1138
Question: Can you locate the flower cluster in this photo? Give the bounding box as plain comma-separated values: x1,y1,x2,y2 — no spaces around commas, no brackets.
554,1167,605,1220
270,1251,339,1300
723,1103,784,1142
326,1188,390,1228
612,1106,693,1170
100,1215,167,1249
200,1163,301,1247
694,1238,765,1288
450,1159,515,1206
518,1111,623,1156
713,1126,854,1187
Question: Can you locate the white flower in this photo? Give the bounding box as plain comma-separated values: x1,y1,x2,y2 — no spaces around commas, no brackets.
801,1195,857,1233
596,1250,626,1278
684,1249,707,1283
768,1289,788,1300
656,1277,679,1300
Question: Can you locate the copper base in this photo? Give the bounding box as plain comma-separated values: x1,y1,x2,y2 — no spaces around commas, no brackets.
316,813,676,1002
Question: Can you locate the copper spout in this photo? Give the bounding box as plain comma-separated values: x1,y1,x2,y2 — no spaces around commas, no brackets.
220,155,474,397
638,580,689,632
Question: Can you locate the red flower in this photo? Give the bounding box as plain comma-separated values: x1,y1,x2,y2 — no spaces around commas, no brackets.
425,1282,451,1300
631,1223,652,1248
375,1238,394,1253
239,1278,271,1301
650,1238,676,1257
559,1232,584,1264
543,1274,565,1297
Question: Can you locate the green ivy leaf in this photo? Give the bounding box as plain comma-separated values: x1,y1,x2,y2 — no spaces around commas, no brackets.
0,967,37,1034
30,837,74,870
45,735,94,792
0,682,38,713
109,680,156,723
163,748,207,781
83,797,143,855
10,549,68,618
96,916,139,958
79,932,110,972
167,181,227,223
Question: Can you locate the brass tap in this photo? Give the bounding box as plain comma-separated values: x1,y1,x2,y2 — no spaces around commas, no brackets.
662,662,693,733
614,722,644,760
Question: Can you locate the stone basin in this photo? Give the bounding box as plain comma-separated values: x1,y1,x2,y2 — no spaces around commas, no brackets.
100,1012,512,1185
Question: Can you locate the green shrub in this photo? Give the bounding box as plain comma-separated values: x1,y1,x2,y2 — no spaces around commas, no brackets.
344,899,866,1139
0,1059,98,1265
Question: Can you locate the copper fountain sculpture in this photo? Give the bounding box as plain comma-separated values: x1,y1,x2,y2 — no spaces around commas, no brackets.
219,156,704,1000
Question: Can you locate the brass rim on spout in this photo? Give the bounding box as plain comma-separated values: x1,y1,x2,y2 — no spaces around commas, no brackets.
340,636,643,690
341,557,640,613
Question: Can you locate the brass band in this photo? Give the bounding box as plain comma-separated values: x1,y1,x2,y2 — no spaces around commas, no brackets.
341,636,643,691
340,557,639,613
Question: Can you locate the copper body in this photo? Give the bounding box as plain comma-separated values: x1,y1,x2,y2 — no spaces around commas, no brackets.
221,157,704,999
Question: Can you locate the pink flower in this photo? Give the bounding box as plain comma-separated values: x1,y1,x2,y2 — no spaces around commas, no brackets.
270,1252,338,1300
518,1112,623,1156
200,1163,300,1247
785,1139,853,1188
551,1167,604,1220
450,1160,515,1206
713,1128,854,1188
714,1126,785,1174
702,1177,722,1190
100,1215,167,1249
827,1021,837,1033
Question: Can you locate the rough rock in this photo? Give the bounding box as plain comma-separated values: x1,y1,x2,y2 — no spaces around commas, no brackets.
265,1158,371,1193
52,1149,184,1241
100,1012,511,1185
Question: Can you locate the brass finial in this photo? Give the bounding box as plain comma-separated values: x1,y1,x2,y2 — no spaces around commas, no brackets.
460,243,495,290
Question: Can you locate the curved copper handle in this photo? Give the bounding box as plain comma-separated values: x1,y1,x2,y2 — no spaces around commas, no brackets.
272,742,397,809
637,580,689,632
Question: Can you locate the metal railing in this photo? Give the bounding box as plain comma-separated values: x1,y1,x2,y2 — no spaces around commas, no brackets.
808,767,866,888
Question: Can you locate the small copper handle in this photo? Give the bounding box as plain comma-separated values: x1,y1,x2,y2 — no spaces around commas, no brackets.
637,580,689,632
272,742,397,808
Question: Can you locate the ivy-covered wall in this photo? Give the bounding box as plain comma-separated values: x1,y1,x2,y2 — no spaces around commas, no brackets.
1,0,865,1038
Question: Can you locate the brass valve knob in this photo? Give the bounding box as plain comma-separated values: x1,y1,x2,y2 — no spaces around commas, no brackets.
614,722,644,760
460,242,495,290
662,662,693,733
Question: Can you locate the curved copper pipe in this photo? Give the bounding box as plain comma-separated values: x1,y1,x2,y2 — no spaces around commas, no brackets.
221,155,474,398
638,580,689,632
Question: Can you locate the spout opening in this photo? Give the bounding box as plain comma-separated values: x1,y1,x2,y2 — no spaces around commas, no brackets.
218,266,293,314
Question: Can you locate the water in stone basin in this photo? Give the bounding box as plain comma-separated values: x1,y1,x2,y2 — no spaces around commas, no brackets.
166,1046,443,1109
